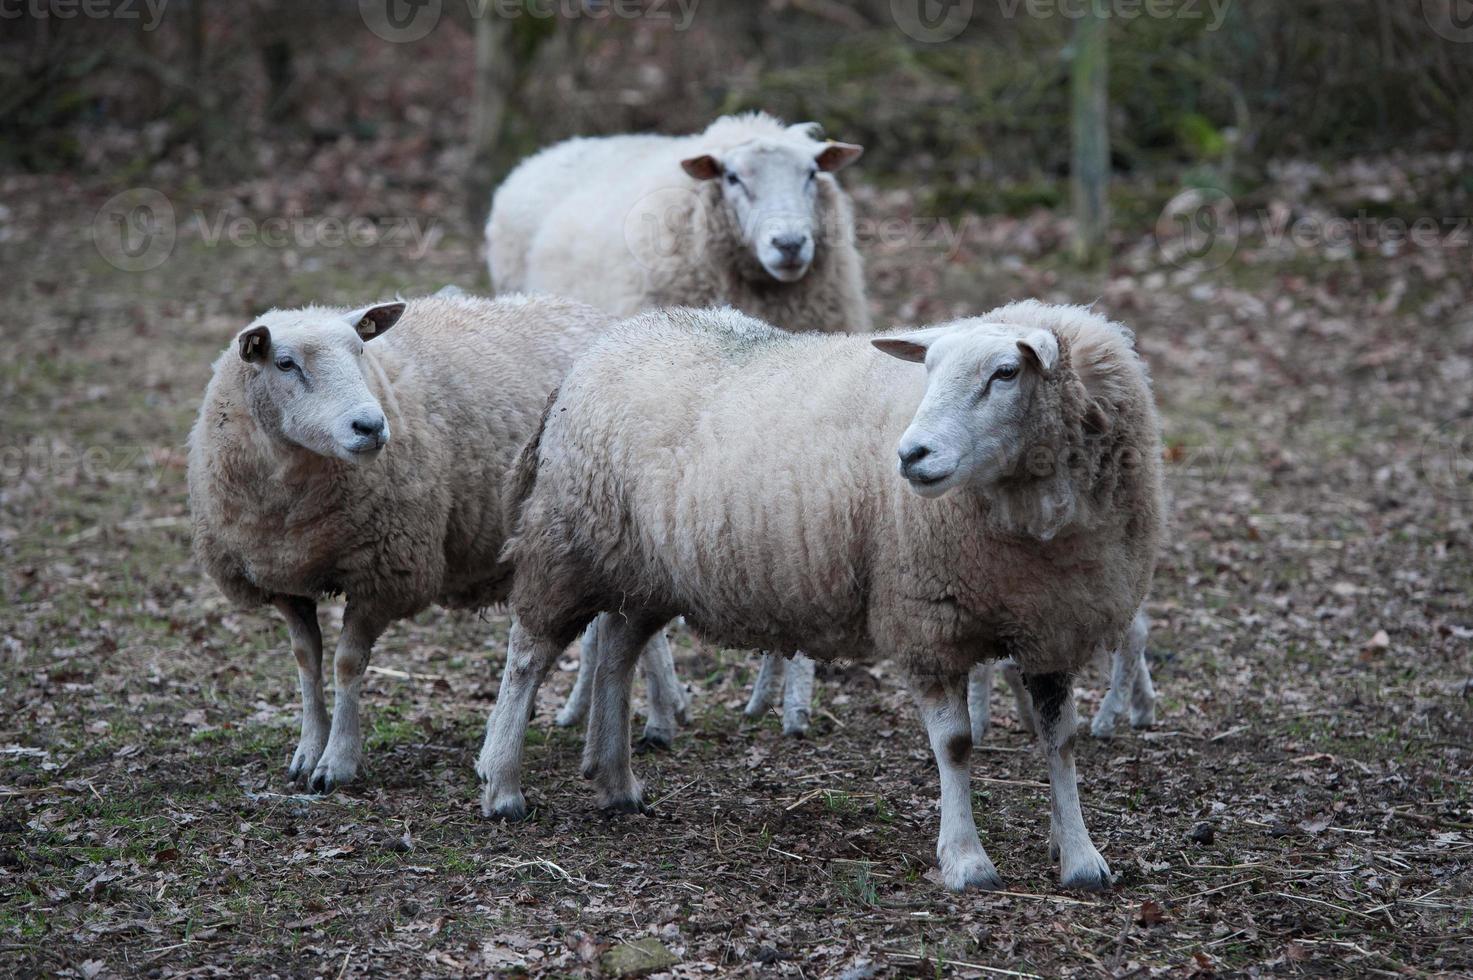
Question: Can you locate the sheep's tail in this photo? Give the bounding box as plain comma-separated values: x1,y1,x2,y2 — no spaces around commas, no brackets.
501,386,559,545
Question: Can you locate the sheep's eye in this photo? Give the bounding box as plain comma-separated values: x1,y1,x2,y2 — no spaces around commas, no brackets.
725,172,741,186
808,168,818,181
275,356,296,373
992,364,1019,382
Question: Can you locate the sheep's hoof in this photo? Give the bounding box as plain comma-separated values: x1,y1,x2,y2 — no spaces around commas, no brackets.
1059,849,1113,892
970,722,990,747
287,740,326,784
600,795,648,816
482,790,530,823
743,697,772,718
781,711,810,738
308,759,357,795
1130,706,1156,730
634,728,674,754
940,851,1004,892
1089,714,1119,740
554,705,586,728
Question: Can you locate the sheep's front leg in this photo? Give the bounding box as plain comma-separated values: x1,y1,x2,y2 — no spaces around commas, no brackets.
744,652,786,718
913,675,1003,892
581,612,665,812
781,653,815,736
555,624,599,728
478,621,561,820
274,596,327,785
967,662,994,744
636,628,685,750
1128,612,1157,729
1024,671,1111,891
310,604,389,793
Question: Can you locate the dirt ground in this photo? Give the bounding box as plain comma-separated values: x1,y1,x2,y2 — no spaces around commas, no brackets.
2,156,1472,977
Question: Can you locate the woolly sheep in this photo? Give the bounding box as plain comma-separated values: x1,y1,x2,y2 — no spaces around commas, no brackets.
187,292,686,791
479,300,1165,892
487,111,870,734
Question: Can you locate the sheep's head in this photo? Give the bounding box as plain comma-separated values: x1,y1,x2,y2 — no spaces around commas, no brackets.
233,302,404,463
681,123,862,284
875,319,1079,536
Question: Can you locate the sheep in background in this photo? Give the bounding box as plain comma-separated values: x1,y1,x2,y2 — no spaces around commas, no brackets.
487,111,869,735
187,293,686,791
480,300,1165,892
970,608,1157,744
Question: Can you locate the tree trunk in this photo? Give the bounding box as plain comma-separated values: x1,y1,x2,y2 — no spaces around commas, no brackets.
1070,7,1109,264
465,8,552,233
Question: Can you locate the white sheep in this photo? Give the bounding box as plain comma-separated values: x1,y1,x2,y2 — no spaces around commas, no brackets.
487,111,869,735
187,292,687,791
480,300,1165,892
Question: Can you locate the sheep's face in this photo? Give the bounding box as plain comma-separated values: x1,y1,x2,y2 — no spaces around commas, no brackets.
682,127,862,284
874,321,1060,500
234,302,404,463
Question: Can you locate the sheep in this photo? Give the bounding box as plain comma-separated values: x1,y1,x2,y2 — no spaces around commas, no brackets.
485,111,869,334
186,292,687,792
478,299,1165,892
487,111,869,734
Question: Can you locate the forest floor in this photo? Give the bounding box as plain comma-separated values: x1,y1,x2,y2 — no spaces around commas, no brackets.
2,153,1471,977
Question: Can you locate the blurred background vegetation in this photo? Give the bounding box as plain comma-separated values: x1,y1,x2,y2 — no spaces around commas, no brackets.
4,0,1472,233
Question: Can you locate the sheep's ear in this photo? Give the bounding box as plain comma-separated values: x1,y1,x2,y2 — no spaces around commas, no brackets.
347,302,405,341
872,327,944,363
681,154,722,180
1017,329,1058,377
238,325,271,363
816,141,863,173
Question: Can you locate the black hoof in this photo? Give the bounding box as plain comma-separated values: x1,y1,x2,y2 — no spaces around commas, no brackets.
601,796,648,816
634,731,673,754
486,800,530,823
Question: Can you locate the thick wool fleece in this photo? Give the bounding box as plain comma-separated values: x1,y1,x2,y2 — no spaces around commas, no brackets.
486,112,870,334
504,303,1165,678
188,294,616,617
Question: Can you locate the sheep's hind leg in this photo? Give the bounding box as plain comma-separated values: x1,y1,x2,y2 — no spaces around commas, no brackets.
1128,615,1157,729
478,621,562,820
636,628,684,751
582,611,666,812
1000,659,1035,735
744,652,786,718
781,653,815,737
1091,609,1150,738
275,597,327,785
913,674,1003,892
555,624,598,728
1024,671,1111,891
310,604,389,793
968,662,994,745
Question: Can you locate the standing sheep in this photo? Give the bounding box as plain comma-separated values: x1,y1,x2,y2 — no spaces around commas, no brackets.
187,293,686,791
480,300,1165,892
487,111,869,734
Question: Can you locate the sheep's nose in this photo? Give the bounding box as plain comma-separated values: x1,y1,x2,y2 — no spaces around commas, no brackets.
352,415,387,441
771,234,807,261
898,442,931,473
